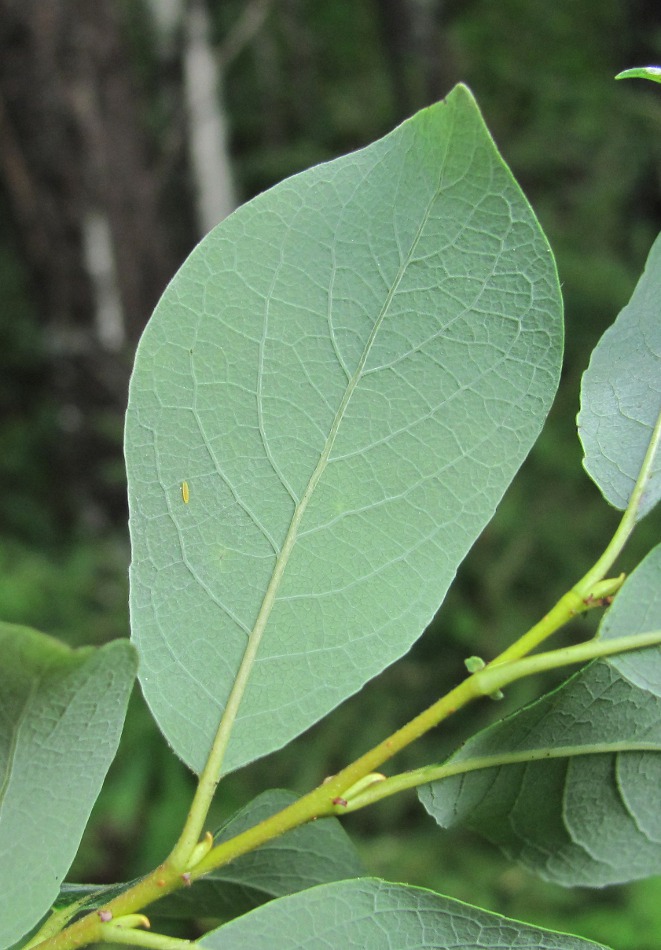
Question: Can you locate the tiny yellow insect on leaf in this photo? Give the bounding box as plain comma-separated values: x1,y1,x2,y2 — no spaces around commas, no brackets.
181,480,190,504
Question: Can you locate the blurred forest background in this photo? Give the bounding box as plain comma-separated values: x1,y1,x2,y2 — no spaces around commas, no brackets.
2,0,661,946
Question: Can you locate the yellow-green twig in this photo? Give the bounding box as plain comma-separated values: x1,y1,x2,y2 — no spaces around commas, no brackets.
29,413,661,950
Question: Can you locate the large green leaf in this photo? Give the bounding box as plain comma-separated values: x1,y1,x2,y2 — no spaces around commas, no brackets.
126,83,562,774
419,544,661,887
198,878,609,949
0,624,136,950
578,231,661,520
59,788,364,923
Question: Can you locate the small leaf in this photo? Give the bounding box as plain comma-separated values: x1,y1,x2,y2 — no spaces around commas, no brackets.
126,83,563,774
578,231,661,520
615,66,661,84
0,624,136,950
419,544,661,887
198,878,610,949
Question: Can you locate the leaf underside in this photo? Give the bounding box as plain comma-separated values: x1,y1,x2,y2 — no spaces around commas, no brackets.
0,625,136,950
126,83,563,774
578,230,661,519
198,878,610,949
419,544,661,887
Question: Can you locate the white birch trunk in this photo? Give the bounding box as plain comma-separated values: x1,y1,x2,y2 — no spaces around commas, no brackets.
82,208,125,352
183,0,238,234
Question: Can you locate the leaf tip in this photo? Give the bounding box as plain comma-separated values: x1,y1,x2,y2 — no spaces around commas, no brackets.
615,66,661,84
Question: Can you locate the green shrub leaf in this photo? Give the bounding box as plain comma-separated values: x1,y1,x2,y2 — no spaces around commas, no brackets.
419,544,661,887
578,231,661,520
198,878,609,949
125,83,562,775
0,624,136,950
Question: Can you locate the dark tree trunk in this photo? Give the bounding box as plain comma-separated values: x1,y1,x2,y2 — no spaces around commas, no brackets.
375,0,457,119
374,0,416,121
0,0,185,528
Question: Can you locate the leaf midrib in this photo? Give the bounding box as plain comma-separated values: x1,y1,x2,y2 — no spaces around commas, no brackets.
425,741,661,809
208,150,449,772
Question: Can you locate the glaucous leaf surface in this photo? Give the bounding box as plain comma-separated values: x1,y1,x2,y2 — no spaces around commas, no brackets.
419,545,661,887
578,231,661,519
58,789,364,923
198,878,609,949
126,83,562,774
0,624,136,950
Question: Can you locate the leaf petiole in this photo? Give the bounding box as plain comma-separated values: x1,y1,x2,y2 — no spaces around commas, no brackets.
493,406,661,667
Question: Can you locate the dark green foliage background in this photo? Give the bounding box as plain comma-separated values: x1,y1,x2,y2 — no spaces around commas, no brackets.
2,1,661,946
